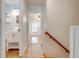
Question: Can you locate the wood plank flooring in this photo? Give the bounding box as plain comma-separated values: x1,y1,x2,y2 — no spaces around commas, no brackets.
6,35,48,58
6,49,19,58
23,44,44,58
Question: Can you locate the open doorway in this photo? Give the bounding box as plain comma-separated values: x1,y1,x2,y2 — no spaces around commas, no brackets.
4,0,20,58
28,0,43,45
1,0,46,58
28,13,42,44
23,0,45,58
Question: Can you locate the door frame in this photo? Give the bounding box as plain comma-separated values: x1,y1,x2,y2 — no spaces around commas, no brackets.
0,0,24,57
1,0,6,57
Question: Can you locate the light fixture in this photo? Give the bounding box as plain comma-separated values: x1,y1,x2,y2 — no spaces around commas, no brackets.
11,9,19,16
33,13,41,20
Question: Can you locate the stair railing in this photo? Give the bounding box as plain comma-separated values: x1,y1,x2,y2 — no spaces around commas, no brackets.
45,32,69,53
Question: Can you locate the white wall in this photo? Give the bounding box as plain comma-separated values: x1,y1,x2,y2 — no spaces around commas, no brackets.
47,0,79,50
1,0,6,57
44,0,79,57
19,0,28,56
0,0,1,57
43,35,69,58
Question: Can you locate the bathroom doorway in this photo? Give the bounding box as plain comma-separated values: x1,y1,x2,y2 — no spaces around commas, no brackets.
4,0,20,58
1,0,46,58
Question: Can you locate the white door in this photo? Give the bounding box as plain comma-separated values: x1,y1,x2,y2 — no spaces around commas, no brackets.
70,26,79,58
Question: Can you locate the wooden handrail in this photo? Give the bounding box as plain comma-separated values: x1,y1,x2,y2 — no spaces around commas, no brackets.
45,32,69,53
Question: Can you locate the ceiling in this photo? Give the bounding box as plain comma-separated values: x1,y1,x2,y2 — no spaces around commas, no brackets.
27,0,43,5
5,0,19,4
6,0,43,5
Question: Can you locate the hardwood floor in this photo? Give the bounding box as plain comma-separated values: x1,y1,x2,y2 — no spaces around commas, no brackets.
23,35,44,58
6,48,48,58
6,49,19,58
23,44,44,58
6,35,48,58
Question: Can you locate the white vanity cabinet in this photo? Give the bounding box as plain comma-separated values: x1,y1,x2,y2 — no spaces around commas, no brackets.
6,31,20,51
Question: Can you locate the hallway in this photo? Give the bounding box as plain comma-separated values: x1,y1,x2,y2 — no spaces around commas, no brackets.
0,0,74,58
23,44,44,58
6,35,44,58
23,34,44,58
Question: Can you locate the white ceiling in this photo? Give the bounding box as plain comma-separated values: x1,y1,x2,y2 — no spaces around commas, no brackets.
6,0,43,5
28,0,43,5
6,0,19,4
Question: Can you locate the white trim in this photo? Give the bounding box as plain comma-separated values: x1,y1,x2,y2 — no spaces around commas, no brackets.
22,44,27,56
1,0,6,57
19,0,26,57
70,26,74,58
